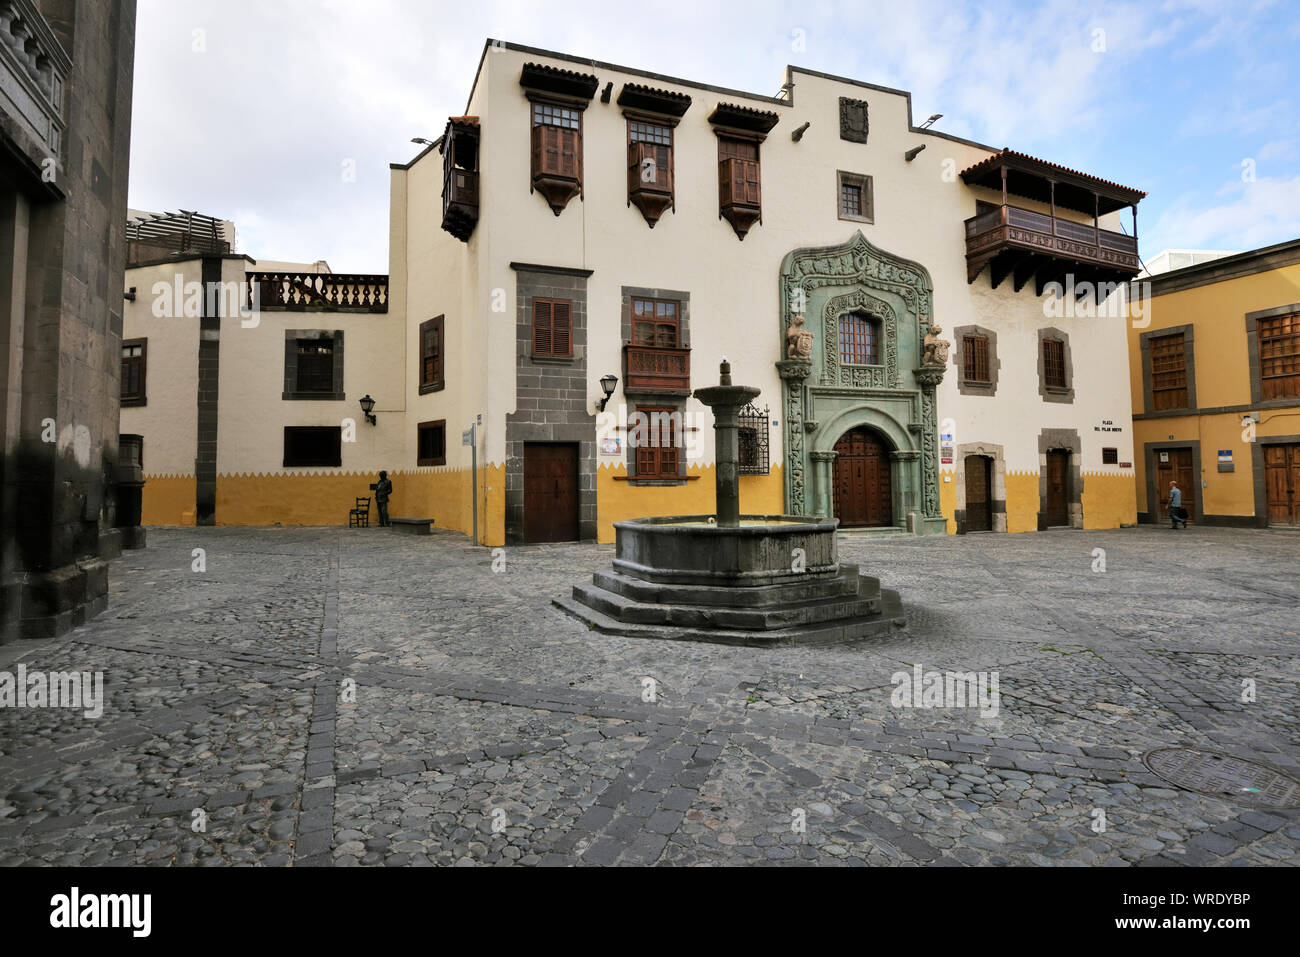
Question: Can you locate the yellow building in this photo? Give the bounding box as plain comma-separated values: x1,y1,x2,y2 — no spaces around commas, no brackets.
1128,238,1300,527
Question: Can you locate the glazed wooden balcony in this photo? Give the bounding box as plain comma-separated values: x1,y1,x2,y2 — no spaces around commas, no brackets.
442,164,479,242
624,344,691,395
249,272,388,312
964,203,1140,292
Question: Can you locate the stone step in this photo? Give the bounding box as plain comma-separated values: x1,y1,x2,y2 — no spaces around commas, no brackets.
553,589,906,648
570,579,883,631
592,564,870,608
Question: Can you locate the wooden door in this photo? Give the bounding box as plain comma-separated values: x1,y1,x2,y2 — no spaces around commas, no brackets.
523,443,578,543
1264,444,1300,526
1045,450,1070,527
1154,448,1196,523
833,428,892,528
965,455,992,532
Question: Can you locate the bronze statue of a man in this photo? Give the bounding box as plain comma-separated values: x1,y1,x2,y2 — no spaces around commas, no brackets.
374,470,393,527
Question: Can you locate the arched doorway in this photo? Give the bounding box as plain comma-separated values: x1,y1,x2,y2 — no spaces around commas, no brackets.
833,427,893,527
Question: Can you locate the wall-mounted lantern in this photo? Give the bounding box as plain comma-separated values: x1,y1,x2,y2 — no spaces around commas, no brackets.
597,374,618,412
359,394,377,425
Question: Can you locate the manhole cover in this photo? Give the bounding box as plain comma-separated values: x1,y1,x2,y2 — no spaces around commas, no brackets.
1143,747,1300,808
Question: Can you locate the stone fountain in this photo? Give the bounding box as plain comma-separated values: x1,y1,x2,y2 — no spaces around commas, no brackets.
554,360,905,646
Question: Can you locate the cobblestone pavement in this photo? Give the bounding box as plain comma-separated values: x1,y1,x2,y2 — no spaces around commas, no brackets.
2,525,1298,867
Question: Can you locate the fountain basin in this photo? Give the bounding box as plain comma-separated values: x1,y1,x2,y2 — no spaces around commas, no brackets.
613,514,838,586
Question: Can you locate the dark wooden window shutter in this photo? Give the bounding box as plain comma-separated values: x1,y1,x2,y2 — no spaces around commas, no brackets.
1043,339,1066,389
532,298,573,358
964,335,990,382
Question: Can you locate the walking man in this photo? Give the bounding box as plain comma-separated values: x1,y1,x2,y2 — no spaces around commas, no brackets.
1168,480,1186,529
375,470,393,527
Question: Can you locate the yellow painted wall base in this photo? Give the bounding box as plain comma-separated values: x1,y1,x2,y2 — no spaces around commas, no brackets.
141,474,197,526
596,463,784,544
939,469,957,533
1005,470,1039,533
139,465,506,546
1082,472,1136,529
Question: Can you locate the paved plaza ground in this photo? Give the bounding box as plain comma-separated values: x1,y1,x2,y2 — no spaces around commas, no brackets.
1,524,1298,867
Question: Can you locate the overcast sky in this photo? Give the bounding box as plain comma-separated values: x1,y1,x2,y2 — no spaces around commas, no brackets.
129,0,1300,273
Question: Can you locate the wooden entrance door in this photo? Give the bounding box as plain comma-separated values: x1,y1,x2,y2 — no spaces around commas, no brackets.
1045,450,1071,527
1154,448,1196,523
1264,444,1300,526
523,443,579,543
965,455,992,532
832,428,892,527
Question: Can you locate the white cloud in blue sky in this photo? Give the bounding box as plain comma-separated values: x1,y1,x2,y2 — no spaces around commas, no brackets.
129,0,1300,271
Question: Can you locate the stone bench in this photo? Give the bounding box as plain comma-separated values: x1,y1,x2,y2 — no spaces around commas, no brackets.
389,517,434,535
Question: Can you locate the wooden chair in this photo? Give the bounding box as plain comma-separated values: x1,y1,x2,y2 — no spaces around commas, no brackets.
349,496,370,528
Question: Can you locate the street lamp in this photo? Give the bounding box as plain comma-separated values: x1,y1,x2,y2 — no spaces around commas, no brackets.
598,374,618,412
359,394,376,425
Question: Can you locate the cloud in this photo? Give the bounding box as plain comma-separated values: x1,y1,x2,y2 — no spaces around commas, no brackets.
1146,175,1300,251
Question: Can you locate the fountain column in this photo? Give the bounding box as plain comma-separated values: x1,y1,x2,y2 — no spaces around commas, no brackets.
693,360,761,528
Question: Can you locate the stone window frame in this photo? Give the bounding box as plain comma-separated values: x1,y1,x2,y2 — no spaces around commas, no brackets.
1139,324,1196,413
1246,302,1300,405
417,419,446,467
283,329,344,401
836,170,874,224
620,285,691,349
121,337,147,407
1036,327,1074,403
952,324,1000,396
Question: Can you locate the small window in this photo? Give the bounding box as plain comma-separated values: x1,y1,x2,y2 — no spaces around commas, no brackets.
837,171,874,223
121,338,147,406
631,406,680,478
419,316,444,394
1259,313,1300,400
1102,447,1119,465
532,298,573,358
963,335,990,383
1043,339,1067,389
1150,332,1188,410
283,427,342,468
737,403,770,475
631,298,680,349
417,420,446,467
532,102,581,130
296,338,335,394
839,313,880,366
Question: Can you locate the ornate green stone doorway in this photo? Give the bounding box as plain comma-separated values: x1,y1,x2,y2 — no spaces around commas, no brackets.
777,232,947,535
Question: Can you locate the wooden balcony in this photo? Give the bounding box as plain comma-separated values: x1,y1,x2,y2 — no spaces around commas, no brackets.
624,344,690,395
442,165,479,241
249,272,388,312
965,204,1140,291
960,148,1146,295
440,115,479,242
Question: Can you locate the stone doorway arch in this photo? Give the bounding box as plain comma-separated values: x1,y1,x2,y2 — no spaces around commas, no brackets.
955,441,1007,533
